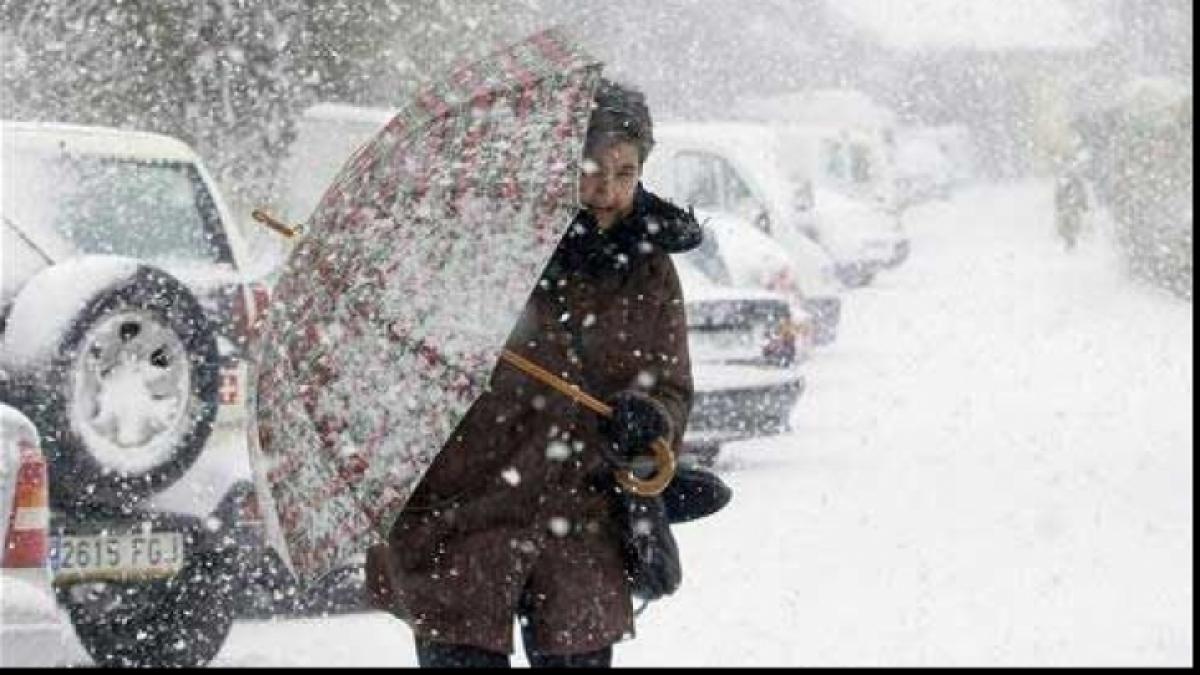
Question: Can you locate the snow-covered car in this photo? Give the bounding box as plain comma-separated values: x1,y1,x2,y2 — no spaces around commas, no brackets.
675,256,806,463
645,121,908,289
761,123,911,281
688,209,843,348
893,131,959,207
805,186,910,284
1,402,63,668
0,121,274,667
732,88,906,212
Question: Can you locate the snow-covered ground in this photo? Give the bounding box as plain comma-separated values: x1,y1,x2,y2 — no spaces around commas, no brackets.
50,179,1191,666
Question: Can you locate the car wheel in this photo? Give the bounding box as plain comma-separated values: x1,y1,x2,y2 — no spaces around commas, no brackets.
6,264,219,508
59,548,236,667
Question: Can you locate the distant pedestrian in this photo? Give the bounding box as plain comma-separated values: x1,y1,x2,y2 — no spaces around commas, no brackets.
1055,171,1088,250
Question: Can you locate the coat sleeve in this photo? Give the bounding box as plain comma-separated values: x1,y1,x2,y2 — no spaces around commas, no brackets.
643,254,694,453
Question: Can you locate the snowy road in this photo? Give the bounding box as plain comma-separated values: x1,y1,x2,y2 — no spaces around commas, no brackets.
56,180,1192,666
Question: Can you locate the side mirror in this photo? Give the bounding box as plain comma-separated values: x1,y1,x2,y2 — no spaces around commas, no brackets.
753,210,771,234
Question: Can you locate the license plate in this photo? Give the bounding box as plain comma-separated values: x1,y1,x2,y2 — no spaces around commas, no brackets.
50,532,185,583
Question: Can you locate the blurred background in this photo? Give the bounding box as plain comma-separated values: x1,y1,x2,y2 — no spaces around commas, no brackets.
3,0,1191,278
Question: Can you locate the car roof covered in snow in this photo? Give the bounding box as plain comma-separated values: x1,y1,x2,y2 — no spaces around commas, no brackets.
649,120,812,231
1,120,201,164
654,120,783,163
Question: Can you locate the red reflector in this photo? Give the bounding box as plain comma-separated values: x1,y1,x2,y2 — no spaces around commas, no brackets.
3,439,49,569
239,490,264,524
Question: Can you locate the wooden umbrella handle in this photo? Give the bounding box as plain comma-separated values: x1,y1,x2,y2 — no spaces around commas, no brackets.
252,209,300,238
499,349,676,496
614,437,676,497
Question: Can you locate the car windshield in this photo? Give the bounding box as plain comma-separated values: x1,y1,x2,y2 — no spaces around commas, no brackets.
679,227,733,286
1,145,231,264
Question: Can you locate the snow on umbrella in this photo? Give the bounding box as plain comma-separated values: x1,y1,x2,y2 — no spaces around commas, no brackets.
250,29,605,587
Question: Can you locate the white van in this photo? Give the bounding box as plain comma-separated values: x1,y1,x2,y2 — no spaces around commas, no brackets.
645,121,907,288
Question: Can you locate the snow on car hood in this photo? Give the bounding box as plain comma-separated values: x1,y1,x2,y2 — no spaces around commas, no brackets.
813,188,904,260
692,208,844,299
0,255,139,369
675,254,788,305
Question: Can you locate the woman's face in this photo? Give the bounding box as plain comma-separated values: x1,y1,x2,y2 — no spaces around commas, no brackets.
580,139,641,230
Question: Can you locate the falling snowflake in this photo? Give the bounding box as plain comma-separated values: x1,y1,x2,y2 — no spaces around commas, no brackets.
546,440,572,461
547,517,571,537
636,370,657,387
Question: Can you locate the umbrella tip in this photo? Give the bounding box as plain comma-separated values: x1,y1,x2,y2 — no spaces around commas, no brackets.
253,209,299,238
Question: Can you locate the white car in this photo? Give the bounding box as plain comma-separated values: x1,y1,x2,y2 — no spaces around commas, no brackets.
674,256,806,462
749,122,911,280
1,402,62,668
893,133,957,206
685,210,844,349
0,121,275,667
803,185,910,285
645,121,908,289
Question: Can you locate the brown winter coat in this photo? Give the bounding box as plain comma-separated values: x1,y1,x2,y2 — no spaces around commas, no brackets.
383,189,700,655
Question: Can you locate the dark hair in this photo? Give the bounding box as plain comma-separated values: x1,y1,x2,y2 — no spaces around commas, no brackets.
585,78,654,164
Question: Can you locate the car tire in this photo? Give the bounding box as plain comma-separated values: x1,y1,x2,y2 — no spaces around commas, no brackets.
6,264,219,508
60,548,236,667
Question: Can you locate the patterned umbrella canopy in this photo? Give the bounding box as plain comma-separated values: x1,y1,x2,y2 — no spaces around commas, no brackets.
250,29,603,586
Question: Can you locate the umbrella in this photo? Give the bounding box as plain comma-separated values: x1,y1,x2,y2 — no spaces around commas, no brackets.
251,29,646,587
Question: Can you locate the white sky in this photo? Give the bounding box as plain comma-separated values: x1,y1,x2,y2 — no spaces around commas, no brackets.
830,0,1109,51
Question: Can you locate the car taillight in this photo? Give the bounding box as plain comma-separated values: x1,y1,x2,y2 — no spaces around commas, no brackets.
764,267,801,299
762,319,798,366
3,438,49,569
238,488,264,526
248,282,272,344
232,281,273,347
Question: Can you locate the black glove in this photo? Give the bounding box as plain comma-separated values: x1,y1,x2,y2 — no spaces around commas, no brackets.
599,390,671,468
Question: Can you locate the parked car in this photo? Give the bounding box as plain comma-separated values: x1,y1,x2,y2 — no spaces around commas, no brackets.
893,125,972,207
762,123,911,278
732,88,904,214
1,402,62,668
645,121,908,289
674,255,806,464
0,120,276,667
690,211,843,348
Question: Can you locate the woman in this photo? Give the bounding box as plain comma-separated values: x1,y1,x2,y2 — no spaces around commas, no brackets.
383,79,702,668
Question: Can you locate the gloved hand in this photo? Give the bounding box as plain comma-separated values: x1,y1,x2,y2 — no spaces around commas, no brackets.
599,390,671,468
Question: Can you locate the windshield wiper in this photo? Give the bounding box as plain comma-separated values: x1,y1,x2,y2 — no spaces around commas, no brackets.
1,213,55,266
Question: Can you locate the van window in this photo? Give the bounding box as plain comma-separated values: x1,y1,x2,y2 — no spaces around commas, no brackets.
849,143,874,184
679,227,733,286
674,151,722,209
717,157,753,205
822,139,846,181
